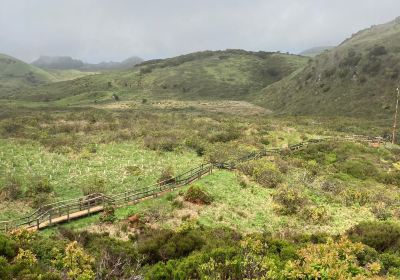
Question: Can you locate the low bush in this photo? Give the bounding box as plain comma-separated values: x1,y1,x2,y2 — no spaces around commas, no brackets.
1,176,23,201
300,205,330,224
99,205,116,224
144,134,180,152
273,185,308,215
338,159,378,180
346,221,400,252
238,160,283,188
158,166,175,185
26,176,53,197
138,229,204,263
81,176,106,195
184,185,213,205
0,234,17,259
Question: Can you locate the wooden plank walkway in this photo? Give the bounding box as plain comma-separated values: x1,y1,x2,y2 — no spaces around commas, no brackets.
0,135,388,232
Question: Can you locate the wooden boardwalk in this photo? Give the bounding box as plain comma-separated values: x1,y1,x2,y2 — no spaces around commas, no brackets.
0,135,387,232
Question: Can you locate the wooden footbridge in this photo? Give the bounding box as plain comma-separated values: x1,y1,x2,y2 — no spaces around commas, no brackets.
0,135,387,232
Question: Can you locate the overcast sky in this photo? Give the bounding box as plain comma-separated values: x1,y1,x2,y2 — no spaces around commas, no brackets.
0,0,399,63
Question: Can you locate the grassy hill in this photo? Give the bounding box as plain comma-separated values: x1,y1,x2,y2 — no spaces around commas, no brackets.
0,53,54,88
299,46,334,57
7,50,307,103
256,17,400,118
0,54,97,98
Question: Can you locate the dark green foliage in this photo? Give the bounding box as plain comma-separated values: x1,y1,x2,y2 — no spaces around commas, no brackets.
27,176,53,196
347,221,400,252
338,159,378,180
1,175,23,201
0,234,17,259
339,49,362,67
138,229,204,263
368,45,388,57
184,185,213,205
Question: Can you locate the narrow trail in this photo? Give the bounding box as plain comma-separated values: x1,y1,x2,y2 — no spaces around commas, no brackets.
0,135,387,232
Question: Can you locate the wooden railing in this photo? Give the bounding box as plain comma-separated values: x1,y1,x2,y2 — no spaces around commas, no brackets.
0,135,388,232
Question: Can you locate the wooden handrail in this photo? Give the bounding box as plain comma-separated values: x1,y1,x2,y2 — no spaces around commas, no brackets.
0,136,389,232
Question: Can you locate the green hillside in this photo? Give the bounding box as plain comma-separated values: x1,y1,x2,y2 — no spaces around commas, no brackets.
0,53,54,89
256,17,400,118
7,50,307,103
299,46,334,57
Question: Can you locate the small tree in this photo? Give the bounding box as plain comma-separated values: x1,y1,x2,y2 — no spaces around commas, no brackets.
55,241,95,280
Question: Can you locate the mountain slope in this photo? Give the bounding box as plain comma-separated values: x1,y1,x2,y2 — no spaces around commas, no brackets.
12,50,307,103
0,53,54,89
257,17,400,118
299,46,334,57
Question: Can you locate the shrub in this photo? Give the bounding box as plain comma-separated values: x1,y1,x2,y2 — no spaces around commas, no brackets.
340,187,371,206
338,159,378,180
362,58,381,76
208,127,240,143
1,176,23,201
339,49,362,67
273,185,307,215
144,134,179,151
346,221,400,252
238,160,283,188
31,193,54,209
81,176,106,195
27,176,53,196
0,234,17,259
283,237,380,279
368,45,387,57
184,185,213,205
253,167,283,188
300,206,330,224
138,229,204,262
185,137,206,156
99,205,116,224
371,202,392,220
158,166,175,185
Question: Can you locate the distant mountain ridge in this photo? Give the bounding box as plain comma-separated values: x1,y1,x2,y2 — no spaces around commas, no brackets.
32,55,143,71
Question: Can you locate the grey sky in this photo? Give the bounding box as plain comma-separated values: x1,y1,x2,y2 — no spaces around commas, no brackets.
0,0,399,63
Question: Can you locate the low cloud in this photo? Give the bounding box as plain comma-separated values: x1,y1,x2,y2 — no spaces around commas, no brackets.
0,0,399,62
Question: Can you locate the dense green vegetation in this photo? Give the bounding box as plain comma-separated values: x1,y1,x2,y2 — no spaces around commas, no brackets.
1,50,307,103
257,17,400,117
1,221,400,279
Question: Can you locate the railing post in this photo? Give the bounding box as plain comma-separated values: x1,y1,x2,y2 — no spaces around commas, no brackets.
49,210,52,226
36,219,39,230
67,205,70,221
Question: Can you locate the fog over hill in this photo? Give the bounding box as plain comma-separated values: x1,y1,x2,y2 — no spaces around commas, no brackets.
32,55,143,71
